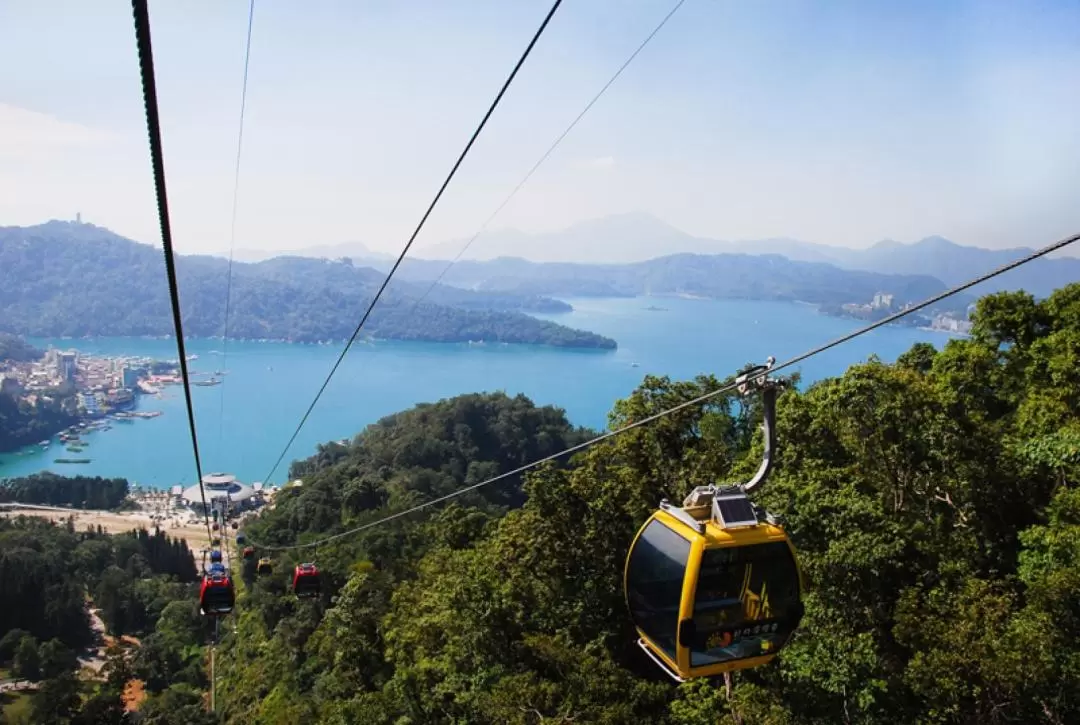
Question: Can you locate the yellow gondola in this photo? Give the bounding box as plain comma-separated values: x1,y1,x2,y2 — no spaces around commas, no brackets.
257,557,273,575
624,360,805,681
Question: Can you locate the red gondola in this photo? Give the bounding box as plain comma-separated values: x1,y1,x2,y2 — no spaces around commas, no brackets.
242,546,255,560
212,522,220,532
292,563,321,599
199,572,235,616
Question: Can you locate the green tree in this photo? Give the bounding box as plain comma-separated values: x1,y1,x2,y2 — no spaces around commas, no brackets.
12,634,41,681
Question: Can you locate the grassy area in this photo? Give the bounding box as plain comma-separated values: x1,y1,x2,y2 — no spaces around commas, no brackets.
1,690,35,724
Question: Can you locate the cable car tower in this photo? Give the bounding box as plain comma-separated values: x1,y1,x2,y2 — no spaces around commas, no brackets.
624,358,805,681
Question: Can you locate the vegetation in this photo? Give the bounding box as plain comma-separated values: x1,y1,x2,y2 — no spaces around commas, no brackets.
3,282,1078,723
0,222,614,348
0,517,201,723
0,333,41,363
0,473,131,510
203,283,1080,724
395,251,959,311
0,391,78,454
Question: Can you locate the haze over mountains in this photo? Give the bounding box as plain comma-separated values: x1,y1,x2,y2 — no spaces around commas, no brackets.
228,213,1079,299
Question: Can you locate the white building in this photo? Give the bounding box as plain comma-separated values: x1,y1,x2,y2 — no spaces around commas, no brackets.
180,473,260,516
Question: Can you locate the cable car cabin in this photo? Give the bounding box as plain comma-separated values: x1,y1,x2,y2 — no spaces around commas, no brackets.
236,533,246,546
292,563,321,598
210,549,223,564
624,487,804,681
199,573,235,616
231,521,239,530
257,558,272,575
212,522,220,532
242,546,255,561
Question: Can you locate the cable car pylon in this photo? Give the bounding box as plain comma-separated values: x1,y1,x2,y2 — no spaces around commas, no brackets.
624,357,805,682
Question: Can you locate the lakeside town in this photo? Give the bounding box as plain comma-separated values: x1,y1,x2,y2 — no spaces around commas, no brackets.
828,291,975,334
0,347,220,461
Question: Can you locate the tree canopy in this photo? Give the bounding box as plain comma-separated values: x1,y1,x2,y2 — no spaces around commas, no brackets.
6,282,1079,723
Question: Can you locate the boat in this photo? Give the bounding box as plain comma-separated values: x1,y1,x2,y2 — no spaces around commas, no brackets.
54,458,91,464
631,362,640,368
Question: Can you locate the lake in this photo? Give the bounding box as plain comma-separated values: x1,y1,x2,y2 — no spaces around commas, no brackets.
0,297,959,488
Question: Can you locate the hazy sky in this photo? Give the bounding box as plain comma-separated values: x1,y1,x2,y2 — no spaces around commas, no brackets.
1,0,1078,256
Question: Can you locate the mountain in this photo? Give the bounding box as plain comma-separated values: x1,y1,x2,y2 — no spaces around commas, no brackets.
418,214,1077,297
419,211,707,263
0,221,615,349
843,235,1080,295
229,240,392,264
387,252,957,314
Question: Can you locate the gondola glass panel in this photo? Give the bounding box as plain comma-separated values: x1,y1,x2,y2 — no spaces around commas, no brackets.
687,540,801,667
625,519,691,660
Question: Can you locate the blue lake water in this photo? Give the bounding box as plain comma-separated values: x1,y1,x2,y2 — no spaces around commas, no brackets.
0,297,959,488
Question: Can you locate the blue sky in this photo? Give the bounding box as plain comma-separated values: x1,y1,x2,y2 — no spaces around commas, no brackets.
0,0,1077,256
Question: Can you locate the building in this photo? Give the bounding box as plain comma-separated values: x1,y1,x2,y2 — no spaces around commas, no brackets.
871,292,895,310
121,365,144,389
180,473,260,516
58,351,78,382
78,392,102,417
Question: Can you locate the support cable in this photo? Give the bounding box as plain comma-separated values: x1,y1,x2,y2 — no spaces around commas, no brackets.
417,0,686,299
260,0,565,485
132,0,214,543
218,0,257,456
251,228,1080,552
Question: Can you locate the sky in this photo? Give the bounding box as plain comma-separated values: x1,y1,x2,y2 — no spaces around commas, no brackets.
0,0,1078,257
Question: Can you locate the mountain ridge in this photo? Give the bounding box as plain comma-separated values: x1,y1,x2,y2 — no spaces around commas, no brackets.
0,222,616,349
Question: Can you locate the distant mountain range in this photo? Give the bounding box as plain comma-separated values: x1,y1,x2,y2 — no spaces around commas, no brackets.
287,212,1076,299
0,222,615,349
388,253,959,315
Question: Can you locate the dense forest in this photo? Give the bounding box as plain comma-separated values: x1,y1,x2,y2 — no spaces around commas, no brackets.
0,333,41,363
206,283,1079,724
0,222,613,349
0,389,78,453
0,517,201,725
0,473,131,510
3,283,1078,723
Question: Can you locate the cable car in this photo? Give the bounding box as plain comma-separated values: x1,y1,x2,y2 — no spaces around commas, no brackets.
292,563,321,598
199,572,235,616
212,537,221,548
209,549,223,564
236,533,246,545
242,546,255,561
257,557,272,575
624,362,804,681
231,521,239,530
212,522,220,532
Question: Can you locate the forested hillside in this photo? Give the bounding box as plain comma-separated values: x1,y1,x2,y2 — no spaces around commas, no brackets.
390,251,966,315
4,284,1078,723
0,222,614,349
0,389,78,453
0,517,202,724
194,282,1079,724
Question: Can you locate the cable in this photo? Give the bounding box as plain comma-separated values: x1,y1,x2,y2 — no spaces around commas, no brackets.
250,228,1080,552
218,0,257,457
419,0,685,297
132,0,214,544
259,0,565,485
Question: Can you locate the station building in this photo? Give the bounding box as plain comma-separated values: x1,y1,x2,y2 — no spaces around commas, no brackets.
178,473,261,517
